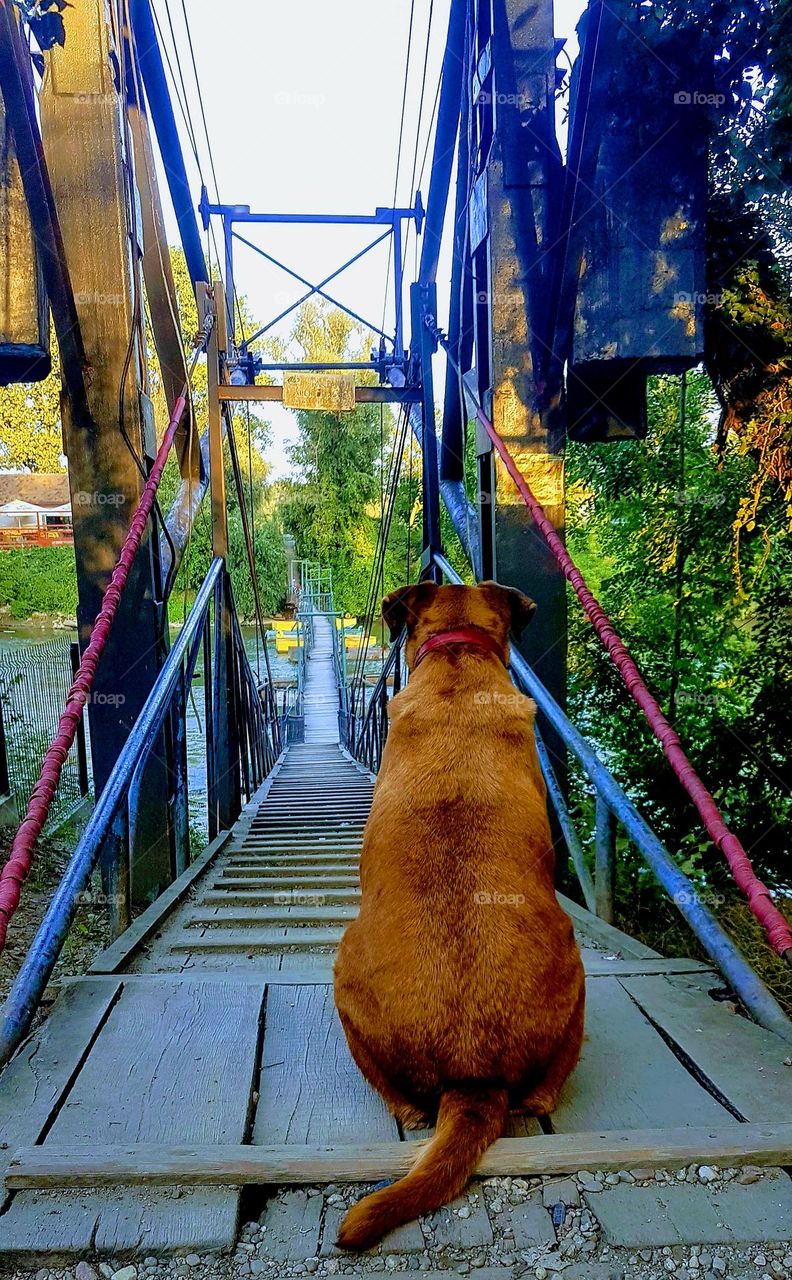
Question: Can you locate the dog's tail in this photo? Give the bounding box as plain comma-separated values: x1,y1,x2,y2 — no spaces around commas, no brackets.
336,1083,509,1251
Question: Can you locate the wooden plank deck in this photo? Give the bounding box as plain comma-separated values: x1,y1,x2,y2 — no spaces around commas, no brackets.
1,710,790,1256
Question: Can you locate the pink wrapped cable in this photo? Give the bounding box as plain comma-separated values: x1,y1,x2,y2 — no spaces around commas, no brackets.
0,319,212,953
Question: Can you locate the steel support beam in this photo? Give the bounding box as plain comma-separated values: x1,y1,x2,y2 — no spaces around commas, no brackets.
410,282,442,578
39,0,172,905
418,0,467,287
472,0,567,769
128,0,208,289
0,0,89,417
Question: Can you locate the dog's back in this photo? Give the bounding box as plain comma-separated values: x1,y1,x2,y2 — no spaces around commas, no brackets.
334,581,585,1248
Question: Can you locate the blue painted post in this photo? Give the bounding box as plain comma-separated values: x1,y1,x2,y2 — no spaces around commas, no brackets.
594,794,616,923
410,281,442,578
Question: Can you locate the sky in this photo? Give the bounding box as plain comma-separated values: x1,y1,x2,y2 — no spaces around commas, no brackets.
151,0,587,477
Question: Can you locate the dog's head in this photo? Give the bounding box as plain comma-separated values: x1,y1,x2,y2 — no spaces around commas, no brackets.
381,580,535,670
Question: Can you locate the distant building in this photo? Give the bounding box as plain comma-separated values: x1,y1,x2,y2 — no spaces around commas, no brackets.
0,473,73,548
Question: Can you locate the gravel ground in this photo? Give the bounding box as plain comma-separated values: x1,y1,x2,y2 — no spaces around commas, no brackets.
3,1165,791,1280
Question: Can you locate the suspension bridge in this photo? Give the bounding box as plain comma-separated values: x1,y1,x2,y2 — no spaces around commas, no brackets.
0,0,790,1265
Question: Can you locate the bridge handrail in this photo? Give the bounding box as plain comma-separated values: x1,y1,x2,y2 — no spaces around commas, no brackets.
0,557,281,1067
432,553,792,1043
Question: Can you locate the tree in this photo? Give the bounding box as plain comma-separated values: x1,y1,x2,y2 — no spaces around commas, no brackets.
0,323,64,471
565,369,792,899
154,248,288,619
279,301,389,614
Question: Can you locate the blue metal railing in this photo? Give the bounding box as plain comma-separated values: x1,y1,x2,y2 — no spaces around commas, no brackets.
345,552,792,1043
0,558,283,1066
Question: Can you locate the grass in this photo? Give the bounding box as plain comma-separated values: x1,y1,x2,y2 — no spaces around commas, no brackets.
618,888,792,1019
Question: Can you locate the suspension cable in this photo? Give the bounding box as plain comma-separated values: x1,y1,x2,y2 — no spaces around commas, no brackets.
0,316,214,955
380,0,417,336
352,405,410,685
428,315,792,962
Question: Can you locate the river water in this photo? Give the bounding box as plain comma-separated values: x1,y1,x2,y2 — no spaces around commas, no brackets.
0,621,382,841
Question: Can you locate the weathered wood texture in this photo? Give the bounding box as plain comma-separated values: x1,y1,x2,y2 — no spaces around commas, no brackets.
552,978,734,1132
0,977,120,1185
0,978,264,1254
255,984,398,1144
9,1123,792,1189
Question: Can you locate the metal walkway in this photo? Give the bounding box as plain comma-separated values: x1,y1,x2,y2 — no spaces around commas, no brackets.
304,615,341,746
0,681,791,1258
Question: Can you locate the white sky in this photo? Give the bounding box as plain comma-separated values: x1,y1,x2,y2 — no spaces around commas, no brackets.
152,0,586,477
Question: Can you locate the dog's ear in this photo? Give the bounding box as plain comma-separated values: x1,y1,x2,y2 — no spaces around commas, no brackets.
478,580,536,638
381,582,437,641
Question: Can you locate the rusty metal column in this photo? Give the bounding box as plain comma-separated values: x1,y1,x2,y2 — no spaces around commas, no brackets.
204,282,239,832
39,0,172,908
474,0,567,746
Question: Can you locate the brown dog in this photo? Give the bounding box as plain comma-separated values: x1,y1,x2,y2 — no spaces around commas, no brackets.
333,581,585,1250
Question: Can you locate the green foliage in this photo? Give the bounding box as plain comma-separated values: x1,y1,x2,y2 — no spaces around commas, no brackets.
153,249,288,619
566,370,792,898
0,322,64,472
0,547,77,617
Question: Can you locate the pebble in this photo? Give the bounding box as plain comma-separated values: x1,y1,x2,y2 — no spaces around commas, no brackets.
305,1261,319,1274
185,1258,201,1268
111,1269,138,1280
697,1166,718,1184
604,1172,620,1185
711,1260,727,1275
738,1167,763,1185
76,1265,99,1280
457,1205,471,1218
577,1170,601,1192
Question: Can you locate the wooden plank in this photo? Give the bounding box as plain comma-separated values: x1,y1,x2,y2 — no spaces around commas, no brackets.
621,975,792,1119
0,977,265,1253
0,977,120,1182
62,970,338,987
187,905,358,927
552,978,734,1131
9,1122,792,1188
202,888,361,904
218,383,420,404
170,927,344,952
89,829,232,973
255,983,397,1144
581,956,712,977
557,893,660,959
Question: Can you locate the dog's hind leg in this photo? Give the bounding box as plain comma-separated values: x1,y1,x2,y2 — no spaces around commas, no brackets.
518,993,585,1118
340,1020,432,1130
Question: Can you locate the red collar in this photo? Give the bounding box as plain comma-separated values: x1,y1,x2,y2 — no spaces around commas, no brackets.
413,627,505,668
